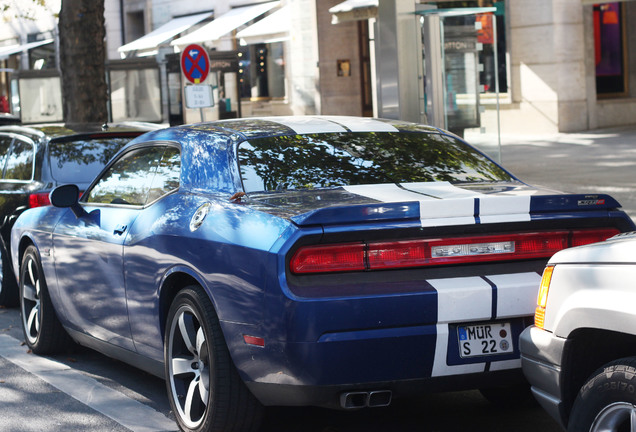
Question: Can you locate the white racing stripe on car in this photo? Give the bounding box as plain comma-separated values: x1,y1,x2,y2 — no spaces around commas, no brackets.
419,199,476,227
488,272,541,319
266,116,348,134
489,359,522,371
430,277,493,323
0,334,177,432
433,324,486,377
428,277,492,377
318,116,400,132
344,184,432,203
428,274,536,376
344,183,478,227
344,183,533,227
479,195,531,224
403,182,483,199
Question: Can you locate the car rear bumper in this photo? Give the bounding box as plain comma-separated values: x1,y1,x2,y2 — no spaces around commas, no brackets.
246,368,526,408
519,326,567,428
226,317,531,407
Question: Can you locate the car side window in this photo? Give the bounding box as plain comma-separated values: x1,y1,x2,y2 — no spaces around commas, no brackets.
0,135,13,177
146,147,180,204
85,146,166,206
5,138,34,181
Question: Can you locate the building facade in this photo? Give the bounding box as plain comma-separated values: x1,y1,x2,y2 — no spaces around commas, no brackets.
0,0,633,135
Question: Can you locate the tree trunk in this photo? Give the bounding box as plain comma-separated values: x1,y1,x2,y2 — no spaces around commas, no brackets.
58,0,108,130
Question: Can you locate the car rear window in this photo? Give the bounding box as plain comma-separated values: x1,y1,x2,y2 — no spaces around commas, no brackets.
238,132,513,193
48,138,132,184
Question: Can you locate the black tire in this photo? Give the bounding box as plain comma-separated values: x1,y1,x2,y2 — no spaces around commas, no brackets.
0,246,19,307
165,286,263,432
568,357,636,432
479,383,535,407
20,245,72,354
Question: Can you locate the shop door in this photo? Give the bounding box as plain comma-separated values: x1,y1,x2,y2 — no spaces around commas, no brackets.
421,8,501,162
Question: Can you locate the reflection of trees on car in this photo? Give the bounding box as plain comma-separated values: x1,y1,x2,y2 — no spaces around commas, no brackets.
239,133,512,192
48,139,129,168
87,146,180,206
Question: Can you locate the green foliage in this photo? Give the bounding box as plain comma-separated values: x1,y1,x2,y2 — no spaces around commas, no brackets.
0,0,54,22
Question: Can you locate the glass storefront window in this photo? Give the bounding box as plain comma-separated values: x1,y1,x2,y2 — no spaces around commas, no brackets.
420,7,502,162
17,75,63,123
434,1,507,94
109,68,162,123
238,42,285,99
593,2,627,96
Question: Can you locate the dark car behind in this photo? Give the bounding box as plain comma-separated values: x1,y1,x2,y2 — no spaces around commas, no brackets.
0,124,156,306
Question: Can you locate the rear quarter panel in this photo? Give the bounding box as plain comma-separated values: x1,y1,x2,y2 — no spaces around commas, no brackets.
123,192,294,360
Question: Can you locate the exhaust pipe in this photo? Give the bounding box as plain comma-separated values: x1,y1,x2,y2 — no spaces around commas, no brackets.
368,390,392,407
340,390,392,409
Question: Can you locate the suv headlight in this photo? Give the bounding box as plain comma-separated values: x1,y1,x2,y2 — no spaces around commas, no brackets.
535,265,554,329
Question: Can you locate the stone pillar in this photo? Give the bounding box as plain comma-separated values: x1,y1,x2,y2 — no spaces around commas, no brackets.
375,0,420,122
508,0,588,133
287,0,320,115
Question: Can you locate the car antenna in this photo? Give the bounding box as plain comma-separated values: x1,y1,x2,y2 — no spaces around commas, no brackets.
229,191,246,203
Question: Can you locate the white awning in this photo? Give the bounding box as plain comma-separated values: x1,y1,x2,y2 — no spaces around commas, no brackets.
236,6,289,46
118,12,212,53
329,0,378,24
171,1,279,46
581,0,635,4
0,39,54,60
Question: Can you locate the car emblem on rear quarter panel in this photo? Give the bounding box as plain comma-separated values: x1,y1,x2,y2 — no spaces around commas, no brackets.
578,196,605,206
190,202,211,232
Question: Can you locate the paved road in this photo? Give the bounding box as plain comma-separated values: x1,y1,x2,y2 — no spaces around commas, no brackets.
0,304,562,432
469,125,636,221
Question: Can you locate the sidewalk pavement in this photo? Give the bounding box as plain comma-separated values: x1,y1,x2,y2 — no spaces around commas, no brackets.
466,125,636,223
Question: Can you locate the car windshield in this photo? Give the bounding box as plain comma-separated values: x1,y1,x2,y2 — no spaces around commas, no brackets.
238,132,513,192
48,138,132,184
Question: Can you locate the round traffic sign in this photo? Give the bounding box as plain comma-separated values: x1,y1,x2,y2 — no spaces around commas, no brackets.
180,44,210,84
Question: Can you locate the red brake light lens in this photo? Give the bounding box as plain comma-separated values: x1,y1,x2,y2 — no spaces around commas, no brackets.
290,243,365,274
28,192,51,208
571,228,619,246
368,241,428,269
289,228,620,274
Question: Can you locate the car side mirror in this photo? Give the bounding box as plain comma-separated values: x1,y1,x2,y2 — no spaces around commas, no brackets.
50,184,80,208
50,184,87,218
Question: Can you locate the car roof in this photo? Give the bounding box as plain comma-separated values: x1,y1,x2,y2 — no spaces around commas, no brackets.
0,122,163,142
192,116,440,139
133,116,443,145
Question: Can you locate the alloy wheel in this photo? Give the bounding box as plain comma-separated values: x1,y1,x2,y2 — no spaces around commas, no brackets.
21,255,41,345
591,402,636,432
167,304,211,429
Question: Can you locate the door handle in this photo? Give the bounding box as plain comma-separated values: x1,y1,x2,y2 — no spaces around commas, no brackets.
114,224,127,235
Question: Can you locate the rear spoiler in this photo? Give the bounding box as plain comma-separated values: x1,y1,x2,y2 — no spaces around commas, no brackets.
290,194,624,227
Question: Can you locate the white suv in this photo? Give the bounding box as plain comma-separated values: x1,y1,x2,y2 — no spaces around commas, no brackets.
520,231,636,431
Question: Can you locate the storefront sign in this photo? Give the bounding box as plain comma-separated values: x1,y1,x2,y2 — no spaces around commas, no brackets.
209,51,240,73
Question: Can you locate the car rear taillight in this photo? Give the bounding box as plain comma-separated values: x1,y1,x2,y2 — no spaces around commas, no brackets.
289,228,620,274
290,243,366,273
28,192,51,208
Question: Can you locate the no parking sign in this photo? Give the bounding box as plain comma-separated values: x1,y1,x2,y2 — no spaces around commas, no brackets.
181,44,214,109
180,44,210,84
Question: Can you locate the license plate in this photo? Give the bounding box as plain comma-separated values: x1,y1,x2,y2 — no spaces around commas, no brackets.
457,322,513,358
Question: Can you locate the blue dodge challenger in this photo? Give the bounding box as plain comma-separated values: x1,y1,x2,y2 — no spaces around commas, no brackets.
10,116,635,432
